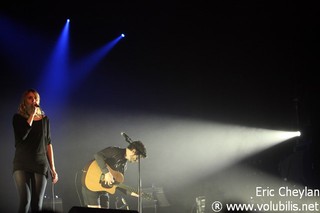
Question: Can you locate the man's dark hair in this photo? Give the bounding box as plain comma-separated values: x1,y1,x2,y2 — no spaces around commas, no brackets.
127,141,147,158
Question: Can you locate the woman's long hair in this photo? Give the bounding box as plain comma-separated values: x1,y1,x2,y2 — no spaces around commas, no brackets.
17,89,43,118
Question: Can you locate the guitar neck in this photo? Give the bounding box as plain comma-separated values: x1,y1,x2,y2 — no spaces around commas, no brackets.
118,183,138,194
117,184,152,200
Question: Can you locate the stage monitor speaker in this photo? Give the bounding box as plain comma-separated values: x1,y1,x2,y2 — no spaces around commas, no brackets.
68,206,139,213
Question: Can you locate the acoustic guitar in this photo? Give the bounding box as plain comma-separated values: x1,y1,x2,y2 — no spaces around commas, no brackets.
83,160,152,200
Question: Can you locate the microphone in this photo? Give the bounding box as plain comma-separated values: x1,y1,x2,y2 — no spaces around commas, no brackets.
121,132,133,143
34,103,44,115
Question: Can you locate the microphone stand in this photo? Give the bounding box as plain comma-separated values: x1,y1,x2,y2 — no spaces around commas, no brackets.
138,154,142,213
40,109,56,212
121,132,146,213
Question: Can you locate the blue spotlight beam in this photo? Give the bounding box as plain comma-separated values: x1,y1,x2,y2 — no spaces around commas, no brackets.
37,19,70,110
69,34,124,89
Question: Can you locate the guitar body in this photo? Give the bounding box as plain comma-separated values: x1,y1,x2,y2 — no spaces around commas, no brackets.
83,160,124,194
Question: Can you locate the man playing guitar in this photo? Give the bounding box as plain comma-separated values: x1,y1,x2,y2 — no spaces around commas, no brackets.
81,141,147,208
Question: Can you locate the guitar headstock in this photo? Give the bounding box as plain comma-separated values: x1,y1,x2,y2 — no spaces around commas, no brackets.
141,192,153,201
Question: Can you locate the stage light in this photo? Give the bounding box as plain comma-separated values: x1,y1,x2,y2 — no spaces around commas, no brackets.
297,131,301,136
121,33,125,37
275,130,301,140
67,19,70,23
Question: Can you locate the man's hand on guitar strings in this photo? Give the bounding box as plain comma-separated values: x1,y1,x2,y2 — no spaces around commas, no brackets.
104,172,115,186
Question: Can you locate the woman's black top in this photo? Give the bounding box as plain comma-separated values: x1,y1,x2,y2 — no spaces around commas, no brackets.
12,113,51,176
